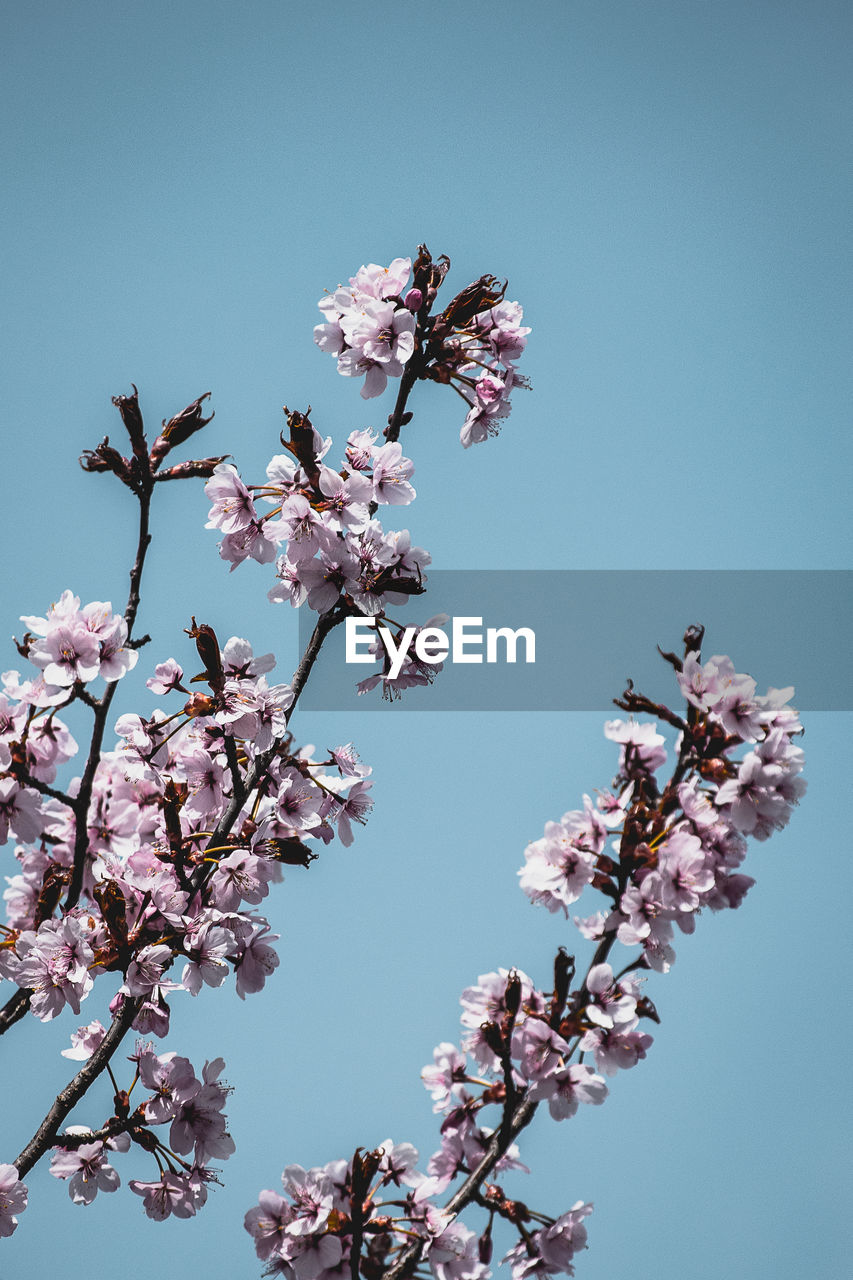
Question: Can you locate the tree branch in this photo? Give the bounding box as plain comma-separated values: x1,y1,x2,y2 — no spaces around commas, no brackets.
65,477,153,911
14,994,142,1177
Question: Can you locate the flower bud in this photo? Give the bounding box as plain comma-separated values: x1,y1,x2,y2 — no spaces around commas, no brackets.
504,970,522,1018
152,455,228,481
149,392,214,468
185,618,225,693
480,1021,505,1058
184,692,216,718
79,437,133,485
112,385,148,464
439,275,506,329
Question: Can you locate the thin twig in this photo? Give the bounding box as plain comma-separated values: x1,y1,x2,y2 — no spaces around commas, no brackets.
65,477,153,911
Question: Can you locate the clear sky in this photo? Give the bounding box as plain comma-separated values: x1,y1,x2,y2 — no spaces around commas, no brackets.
0,3,850,1278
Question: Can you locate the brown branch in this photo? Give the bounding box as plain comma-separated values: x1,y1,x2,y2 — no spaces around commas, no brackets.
65,473,153,911
382,1097,539,1280
0,988,31,1033
384,357,422,444
202,604,349,860
10,771,75,810
51,1114,139,1150
222,734,246,809
14,994,141,1177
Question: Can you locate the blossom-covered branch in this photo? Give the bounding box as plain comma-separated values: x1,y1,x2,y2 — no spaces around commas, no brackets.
0,246,532,1235
244,627,805,1280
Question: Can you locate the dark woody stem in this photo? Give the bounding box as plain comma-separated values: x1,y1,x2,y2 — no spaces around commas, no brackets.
14,995,142,1177
44,1116,135,1149
66,476,154,912
0,989,30,1035
384,285,436,444
201,601,350,861
384,355,423,444
0,477,155,1036
206,354,426,856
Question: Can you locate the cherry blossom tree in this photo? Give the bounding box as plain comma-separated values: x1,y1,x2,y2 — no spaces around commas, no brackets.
0,249,804,1280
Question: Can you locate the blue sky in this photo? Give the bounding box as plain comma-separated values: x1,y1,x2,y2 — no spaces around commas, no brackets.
0,3,850,1278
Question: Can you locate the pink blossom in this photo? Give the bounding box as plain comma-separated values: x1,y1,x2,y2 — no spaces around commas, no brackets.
129,1171,197,1220
15,916,95,1020
205,463,257,533
330,743,371,779
512,1019,572,1093
50,1133,127,1204
31,622,102,687
222,635,276,678
146,658,185,695
656,829,715,912
371,442,416,505
61,1019,107,1060
544,1063,608,1121
135,1045,199,1123
460,968,544,1070
376,1138,423,1189
181,921,235,995
0,1165,27,1237
345,428,378,471
421,1042,469,1113
278,494,325,561
218,518,280,570
245,1189,294,1260
0,779,43,845
330,779,373,847
95,616,138,682
317,466,373,533
426,1217,488,1280
123,942,174,997
584,964,638,1031
281,1164,334,1236
539,1202,593,1271
349,257,411,299
210,850,276,911
170,1058,235,1165
579,1027,653,1076
604,718,667,776
234,920,280,998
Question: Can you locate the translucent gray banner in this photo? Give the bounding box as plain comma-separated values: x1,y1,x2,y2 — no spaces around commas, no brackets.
298,570,852,711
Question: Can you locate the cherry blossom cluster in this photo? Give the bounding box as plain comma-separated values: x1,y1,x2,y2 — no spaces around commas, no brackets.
521,644,805,978
47,1038,233,1219
0,614,373,1228
314,257,419,400
1,1039,236,1231
206,413,456,702
205,407,429,627
18,592,139,689
245,1143,592,1280
245,631,805,1280
1,621,373,1025
354,615,450,699
313,247,530,447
